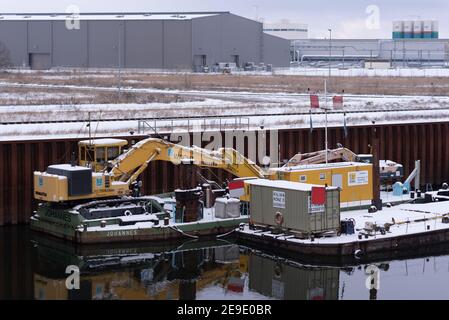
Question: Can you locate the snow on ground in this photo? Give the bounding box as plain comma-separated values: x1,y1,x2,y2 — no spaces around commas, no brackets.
0,91,95,102
7,66,449,77
2,81,449,107
240,199,449,246
3,108,449,141
2,77,449,140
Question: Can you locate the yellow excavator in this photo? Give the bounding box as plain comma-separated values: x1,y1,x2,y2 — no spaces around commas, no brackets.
34,137,266,204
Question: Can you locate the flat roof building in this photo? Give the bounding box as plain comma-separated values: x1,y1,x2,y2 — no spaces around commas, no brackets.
0,12,291,70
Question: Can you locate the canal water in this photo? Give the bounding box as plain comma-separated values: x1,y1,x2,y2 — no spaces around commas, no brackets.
2,226,449,300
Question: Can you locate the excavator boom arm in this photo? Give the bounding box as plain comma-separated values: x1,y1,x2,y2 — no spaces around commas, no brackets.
285,147,358,166
110,138,266,184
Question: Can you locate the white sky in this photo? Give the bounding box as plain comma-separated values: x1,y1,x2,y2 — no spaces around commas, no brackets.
1,0,447,39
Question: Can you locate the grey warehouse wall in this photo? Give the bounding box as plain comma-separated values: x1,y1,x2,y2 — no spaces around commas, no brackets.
52,21,88,67
263,33,291,67
192,13,266,66
124,21,163,68
163,20,192,69
0,21,28,67
0,13,290,70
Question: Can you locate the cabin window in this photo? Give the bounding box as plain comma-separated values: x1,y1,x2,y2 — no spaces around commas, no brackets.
320,173,326,180
300,175,307,182
86,148,95,162
107,147,120,160
80,146,86,161
96,147,106,162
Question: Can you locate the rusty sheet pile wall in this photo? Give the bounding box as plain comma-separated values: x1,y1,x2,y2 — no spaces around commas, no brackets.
1,122,449,226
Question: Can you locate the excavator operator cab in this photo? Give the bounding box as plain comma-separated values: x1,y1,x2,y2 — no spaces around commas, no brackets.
78,139,128,172
355,154,374,164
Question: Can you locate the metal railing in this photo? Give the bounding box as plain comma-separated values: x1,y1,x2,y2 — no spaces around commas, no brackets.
137,116,250,135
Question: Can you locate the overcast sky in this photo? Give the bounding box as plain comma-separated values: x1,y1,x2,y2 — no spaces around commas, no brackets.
2,0,447,38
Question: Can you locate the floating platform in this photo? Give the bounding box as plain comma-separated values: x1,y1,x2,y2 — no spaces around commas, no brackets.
30,193,248,244
237,199,449,259
31,210,247,244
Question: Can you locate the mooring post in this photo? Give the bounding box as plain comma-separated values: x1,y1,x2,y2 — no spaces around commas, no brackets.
372,121,382,210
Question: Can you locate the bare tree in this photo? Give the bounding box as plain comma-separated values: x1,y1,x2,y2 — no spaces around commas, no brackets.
0,42,12,69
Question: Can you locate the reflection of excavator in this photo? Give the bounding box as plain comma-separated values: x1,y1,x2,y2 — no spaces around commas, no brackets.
285,146,403,182
34,137,266,204
32,238,248,300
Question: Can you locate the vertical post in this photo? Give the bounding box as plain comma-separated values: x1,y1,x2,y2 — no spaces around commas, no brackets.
88,112,91,144
324,79,328,164
118,21,122,97
328,28,332,78
372,122,382,210
415,160,421,191
403,40,406,68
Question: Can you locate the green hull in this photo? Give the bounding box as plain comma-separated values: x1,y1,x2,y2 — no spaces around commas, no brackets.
30,203,248,244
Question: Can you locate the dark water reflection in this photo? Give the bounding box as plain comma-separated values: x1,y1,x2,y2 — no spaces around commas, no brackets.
1,226,449,300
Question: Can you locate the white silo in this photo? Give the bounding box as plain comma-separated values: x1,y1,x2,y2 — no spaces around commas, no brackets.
403,20,413,38
432,21,439,38
423,20,433,38
413,20,423,38
393,21,404,39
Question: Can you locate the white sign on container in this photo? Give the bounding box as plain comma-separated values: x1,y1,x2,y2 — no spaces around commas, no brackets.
273,191,285,209
308,196,325,214
348,170,369,186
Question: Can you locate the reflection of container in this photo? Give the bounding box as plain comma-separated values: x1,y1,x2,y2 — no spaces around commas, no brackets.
215,245,240,263
227,277,245,293
248,253,339,300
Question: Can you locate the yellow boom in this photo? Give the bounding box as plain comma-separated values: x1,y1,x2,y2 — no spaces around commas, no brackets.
34,137,266,203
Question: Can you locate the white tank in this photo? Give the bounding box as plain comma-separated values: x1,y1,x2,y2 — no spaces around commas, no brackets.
413,21,423,38
393,21,403,39
403,20,413,38
423,20,433,38
432,21,439,38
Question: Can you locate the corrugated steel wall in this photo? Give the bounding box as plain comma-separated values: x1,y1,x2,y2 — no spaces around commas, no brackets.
0,14,291,69
1,122,449,226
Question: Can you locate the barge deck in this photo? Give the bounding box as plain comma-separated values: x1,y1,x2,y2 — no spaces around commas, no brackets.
237,200,449,258
30,207,248,244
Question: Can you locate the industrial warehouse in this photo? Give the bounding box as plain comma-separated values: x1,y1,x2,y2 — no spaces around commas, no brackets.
0,12,291,70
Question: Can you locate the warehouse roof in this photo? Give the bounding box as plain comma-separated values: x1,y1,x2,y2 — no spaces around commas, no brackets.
0,12,225,21
246,179,338,192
